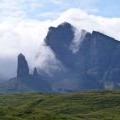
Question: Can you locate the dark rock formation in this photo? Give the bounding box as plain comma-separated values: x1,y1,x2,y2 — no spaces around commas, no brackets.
17,53,29,78
45,22,120,91
0,54,52,93
31,68,52,92
45,22,75,70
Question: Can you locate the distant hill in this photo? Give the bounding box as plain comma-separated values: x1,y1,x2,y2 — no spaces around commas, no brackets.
0,91,120,120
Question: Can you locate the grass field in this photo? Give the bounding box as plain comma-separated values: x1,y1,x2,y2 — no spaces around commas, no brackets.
0,91,120,120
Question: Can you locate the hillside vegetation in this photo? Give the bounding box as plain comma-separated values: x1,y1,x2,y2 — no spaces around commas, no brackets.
0,91,120,120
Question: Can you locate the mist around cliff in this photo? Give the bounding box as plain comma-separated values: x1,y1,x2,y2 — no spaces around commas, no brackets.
1,8,120,81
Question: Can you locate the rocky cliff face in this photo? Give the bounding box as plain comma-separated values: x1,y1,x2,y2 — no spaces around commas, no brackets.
45,22,75,70
45,22,120,91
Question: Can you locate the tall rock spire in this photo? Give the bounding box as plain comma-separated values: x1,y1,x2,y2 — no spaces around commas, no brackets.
17,53,29,78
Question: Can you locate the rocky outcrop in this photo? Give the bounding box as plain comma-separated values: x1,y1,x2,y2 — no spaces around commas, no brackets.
45,22,75,70
32,68,52,92
0,54,52,93
17,53,29,78
45,22,120,91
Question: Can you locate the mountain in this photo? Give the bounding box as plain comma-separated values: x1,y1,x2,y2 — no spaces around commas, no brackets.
0,54,52,93
1,22,120,93
45,22,120,91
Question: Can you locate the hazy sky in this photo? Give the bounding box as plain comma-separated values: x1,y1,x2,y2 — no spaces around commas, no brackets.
0,0,120,80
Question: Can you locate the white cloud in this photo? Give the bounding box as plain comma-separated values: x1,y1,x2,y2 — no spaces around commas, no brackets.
0,0,25,18
50,0,97,7
1,8,120,81
30,3,43,9
54,8,120,40
37,12,60,20
0,0,44,20
50,0,64,4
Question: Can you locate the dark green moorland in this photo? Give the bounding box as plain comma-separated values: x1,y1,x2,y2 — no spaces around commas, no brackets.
0,91,120,120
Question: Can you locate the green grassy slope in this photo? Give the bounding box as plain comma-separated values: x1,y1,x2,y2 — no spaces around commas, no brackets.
0,91,120,120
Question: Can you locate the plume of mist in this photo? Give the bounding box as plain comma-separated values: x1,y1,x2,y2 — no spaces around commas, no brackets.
70,29,88,53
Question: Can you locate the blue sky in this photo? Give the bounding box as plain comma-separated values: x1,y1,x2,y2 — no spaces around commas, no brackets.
0,0,120,20
94,0,120,17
